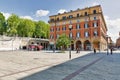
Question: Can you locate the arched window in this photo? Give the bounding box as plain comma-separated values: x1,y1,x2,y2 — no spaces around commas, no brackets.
85,12,88,16
93,10,97,14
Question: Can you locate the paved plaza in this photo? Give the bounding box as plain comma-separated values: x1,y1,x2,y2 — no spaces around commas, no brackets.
0,50,120,80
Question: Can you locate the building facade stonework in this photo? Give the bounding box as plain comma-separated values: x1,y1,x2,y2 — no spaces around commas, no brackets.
116,32,120,48
49,5,107,51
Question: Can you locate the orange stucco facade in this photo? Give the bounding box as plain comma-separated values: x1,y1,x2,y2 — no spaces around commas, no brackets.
49,5,107,51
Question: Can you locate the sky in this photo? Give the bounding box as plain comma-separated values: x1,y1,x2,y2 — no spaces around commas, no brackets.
0,0,120,42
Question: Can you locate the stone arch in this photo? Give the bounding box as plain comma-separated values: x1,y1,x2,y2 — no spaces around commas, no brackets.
84,40,91,50
76,40,82,50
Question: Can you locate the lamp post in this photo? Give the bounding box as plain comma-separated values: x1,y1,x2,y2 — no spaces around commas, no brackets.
69,24,72,59
106,35,109,55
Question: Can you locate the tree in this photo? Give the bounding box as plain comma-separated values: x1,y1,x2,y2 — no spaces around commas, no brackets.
7,14,20,36
0,12,6,35
33,21,50,38
17,19,35,37
56,34,70,50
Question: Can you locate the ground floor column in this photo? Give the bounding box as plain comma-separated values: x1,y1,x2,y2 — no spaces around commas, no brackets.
81,42,84,51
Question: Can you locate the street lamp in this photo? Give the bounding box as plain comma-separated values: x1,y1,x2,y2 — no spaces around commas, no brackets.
106,35,109,55
69,24,72,59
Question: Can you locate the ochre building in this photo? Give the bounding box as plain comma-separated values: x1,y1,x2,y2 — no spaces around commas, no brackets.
116,32,120,48
48,5,107,51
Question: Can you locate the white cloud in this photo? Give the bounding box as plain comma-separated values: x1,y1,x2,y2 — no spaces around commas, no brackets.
58,9,67,14
105,16,120,42
20,16,33,20
1,12,11,20
92,2,100,6
36,10,49,17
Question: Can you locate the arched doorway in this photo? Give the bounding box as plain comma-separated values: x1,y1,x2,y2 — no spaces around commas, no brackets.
84,40,91,50
93,40,100,50
76,40,82,50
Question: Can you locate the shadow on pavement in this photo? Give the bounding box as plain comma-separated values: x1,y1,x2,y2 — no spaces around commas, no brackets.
18,52,118,80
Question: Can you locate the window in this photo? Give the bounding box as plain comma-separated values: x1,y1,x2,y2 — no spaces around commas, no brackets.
50,28,54,32
93,10,96,14
62,26,66,31
85,32,89,37
77,14,79,17
76,32,80,38
84,23,88,28
51,19,54,22
62,16,66,20
57,18,59,21
77,19,80,23
76,24,80,29
69,15,73,18
94,31,98,36
93,22,98,27
57,34,59,38
69,20,72,24
85,12,88,16
50,35,54,39
69,32,73,38
94,17,97,20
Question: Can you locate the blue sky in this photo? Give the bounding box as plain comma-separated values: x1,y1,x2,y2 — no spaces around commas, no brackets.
0,0,120,42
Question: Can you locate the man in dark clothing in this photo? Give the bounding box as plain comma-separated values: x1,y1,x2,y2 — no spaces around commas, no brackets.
94,48,96,54
110,48,113,55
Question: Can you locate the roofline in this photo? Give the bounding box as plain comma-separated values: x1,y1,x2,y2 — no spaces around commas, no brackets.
49,5,101,17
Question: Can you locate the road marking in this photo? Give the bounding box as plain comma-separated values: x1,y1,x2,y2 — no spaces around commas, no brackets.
63,57,104,80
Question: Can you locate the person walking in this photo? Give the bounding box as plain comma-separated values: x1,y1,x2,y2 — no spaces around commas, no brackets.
78,48,80,53
94,48,96,54
76,48,78,53
110,47,113,55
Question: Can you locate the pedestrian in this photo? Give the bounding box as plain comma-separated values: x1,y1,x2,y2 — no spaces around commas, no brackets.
110,48,113,55
94,48,96,54
78,48,80,53
76,48,78,53
53,47,55,53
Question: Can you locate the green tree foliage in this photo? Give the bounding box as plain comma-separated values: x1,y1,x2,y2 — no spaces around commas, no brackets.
56,34,70,50
0,12,50,38
33,21,50,38
17,19,35,37
0,12,6,35
7,14,20,36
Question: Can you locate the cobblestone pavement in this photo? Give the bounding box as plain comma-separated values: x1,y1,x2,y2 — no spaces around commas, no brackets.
0,50,90,80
